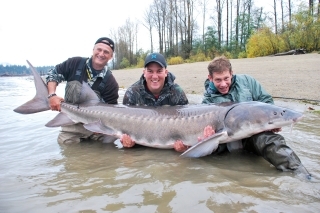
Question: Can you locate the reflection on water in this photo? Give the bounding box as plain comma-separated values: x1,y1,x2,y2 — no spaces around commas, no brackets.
0,77,320,212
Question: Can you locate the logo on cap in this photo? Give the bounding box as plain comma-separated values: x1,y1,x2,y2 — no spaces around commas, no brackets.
144,52,167,68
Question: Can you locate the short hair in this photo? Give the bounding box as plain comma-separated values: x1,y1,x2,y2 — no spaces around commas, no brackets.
207,56,232,76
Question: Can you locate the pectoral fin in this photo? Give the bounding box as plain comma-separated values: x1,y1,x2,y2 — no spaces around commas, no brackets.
83,120,116,135
45,112,76,127
180,131,228,158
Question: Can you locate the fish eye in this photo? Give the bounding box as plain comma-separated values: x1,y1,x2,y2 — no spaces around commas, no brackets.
273,112,277,115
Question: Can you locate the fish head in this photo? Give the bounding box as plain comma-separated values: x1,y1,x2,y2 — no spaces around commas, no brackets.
223,101,303,138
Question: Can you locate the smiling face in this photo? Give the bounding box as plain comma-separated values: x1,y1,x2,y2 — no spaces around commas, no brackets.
92,43,113,70
207,56,233,95
208,70,233,94
143,62,168,96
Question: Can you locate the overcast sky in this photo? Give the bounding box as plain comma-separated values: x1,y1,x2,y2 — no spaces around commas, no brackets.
0,0,153,66
0,0,288,66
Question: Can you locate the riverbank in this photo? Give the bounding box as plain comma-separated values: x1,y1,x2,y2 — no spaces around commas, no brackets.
113,53,320,104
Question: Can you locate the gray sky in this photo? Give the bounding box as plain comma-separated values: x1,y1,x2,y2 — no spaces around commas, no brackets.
0,0,152,66
0,0,294,66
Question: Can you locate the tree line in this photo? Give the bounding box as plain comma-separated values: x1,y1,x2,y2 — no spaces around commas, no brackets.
0,64,53,76
247,1,320,57
110,0,319,69
2,0,319,75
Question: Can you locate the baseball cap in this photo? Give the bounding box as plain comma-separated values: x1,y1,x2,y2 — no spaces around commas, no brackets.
144,53,167,68
95,37,115,51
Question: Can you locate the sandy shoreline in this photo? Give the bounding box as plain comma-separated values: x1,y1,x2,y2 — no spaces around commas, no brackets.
113,53,320,103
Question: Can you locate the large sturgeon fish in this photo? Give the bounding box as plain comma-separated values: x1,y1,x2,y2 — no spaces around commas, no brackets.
14,61,303,158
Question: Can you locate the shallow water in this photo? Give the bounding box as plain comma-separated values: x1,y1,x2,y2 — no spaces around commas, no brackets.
1,77,320,213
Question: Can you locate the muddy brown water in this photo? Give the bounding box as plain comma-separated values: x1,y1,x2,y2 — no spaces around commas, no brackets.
1,77,319,212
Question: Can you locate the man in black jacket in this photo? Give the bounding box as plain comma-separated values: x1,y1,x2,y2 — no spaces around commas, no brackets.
46,37,119,144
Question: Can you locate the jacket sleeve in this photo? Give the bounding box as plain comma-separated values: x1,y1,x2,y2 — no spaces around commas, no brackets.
122,89,133,105
202,79,214,104
173,84,189,105
246,75,274,104
46,60,69,84
122,86,140,105
202,97,212,104
45,57,82,85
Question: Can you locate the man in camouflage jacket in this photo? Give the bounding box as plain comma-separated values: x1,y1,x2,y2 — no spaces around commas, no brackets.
121,53,189,148
123,53,188,106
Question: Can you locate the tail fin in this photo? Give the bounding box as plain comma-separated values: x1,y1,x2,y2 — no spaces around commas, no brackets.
13,60,50,114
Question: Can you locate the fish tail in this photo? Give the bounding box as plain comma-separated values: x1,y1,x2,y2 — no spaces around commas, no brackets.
13,60,50,114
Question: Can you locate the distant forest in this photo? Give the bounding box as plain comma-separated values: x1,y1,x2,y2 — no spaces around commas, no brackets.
0,64,53,76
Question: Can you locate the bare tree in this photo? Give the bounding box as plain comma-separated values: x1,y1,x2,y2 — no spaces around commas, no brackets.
111,19,137,68
179,0,184,56
289,0,292,22
235,0,240,50
161,1,167,53
200,0,209,49
135,22,139,56
226,0,229,48
274,0,278,34
215,0,225,49
230,0,233,48
168,0,174,55
174,0,179,55
281,0,284,31
240,0,245,49
152,0,166,54
117,27,129,66
256,7,263,29
109,28,118,69
142,6,155,52
246,0,252,44
309,0,314,15
186,0,193,55
124,19,135,64
240,0,249,50
176,0,196,58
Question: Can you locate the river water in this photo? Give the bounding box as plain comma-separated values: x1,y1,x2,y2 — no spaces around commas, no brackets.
1,77,320,213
